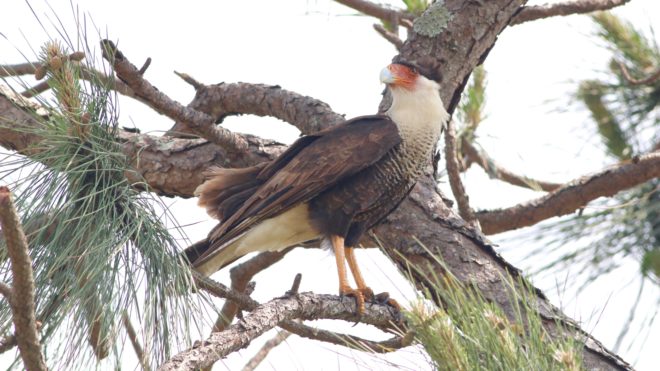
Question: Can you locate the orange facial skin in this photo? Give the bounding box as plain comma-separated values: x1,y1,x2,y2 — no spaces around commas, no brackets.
388,63,419,90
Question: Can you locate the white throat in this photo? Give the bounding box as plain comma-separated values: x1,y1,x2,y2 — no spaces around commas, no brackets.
385,77,449,144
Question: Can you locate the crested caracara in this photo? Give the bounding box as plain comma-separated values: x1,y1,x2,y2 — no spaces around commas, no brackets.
187,62,449,313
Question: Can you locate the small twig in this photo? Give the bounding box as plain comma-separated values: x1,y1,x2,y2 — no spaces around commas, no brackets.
373,24,404,50
279,320,413,354
511,0,630,25
461,139,562,192
193,272,259,311
122,312,151,371
444,120,478,226
21,80,51,98
0,187,47,371
241,330,292,371
334,0,413,28
99,39,247,151
138,57,152,75
286,273,302,296
174,71,203,90
617,61,660,86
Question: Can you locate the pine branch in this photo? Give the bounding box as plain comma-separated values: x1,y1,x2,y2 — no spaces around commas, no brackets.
511,0,630,25
334,0,414,29
477,152,660,234
0,187,47,371
99,40,247,151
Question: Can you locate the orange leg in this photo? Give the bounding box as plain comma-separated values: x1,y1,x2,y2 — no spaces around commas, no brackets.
345,247,374,300
331,235,365,314
345,246,400,312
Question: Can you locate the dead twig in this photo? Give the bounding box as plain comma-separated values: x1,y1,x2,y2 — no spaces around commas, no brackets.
99,39,247,151
0,187,47,371
373,24,403,50
279,320,413,354
334,0,413,30
512,0,630,25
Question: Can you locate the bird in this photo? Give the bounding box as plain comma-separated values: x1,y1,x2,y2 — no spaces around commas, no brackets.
186,61,449,313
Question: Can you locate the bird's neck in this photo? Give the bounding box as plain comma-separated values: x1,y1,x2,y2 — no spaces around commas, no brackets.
386,86,449,145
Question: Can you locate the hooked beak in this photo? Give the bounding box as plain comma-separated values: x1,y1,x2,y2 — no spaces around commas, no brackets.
380,66,395,85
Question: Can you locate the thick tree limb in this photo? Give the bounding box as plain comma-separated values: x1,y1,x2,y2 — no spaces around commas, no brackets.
511,0,630,25
462,139,562,192
100,40,247,151
167,81,345,137
157,292,402,371
477,152,660,234
445,119,477,224
0,187,47,371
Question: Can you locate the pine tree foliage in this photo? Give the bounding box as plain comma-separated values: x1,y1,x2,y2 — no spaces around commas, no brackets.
405,248,583,371
0,27,200,369
516,11,659,353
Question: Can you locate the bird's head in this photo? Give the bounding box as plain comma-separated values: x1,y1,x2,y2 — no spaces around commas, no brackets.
379,62,440,93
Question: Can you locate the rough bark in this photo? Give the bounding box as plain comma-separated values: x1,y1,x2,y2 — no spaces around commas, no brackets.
0,0,641,369
157,292,401,371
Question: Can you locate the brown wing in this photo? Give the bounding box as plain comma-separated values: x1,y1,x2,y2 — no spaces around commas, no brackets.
198,115,401,261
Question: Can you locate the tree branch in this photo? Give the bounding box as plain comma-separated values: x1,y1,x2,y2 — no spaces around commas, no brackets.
210,250,291,334
167,81,345,137
462,139,562,192
158,292,402,371
511,0,630,26
241,330,291,371
477,152,660,234
445,120,477,224
279,320,412,354
334,0,413,28
373,24,403,50
99,40,247,151
0,187,47,371
1,60,135,97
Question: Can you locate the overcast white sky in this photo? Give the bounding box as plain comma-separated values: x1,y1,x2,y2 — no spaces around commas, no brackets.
1,0,659,370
